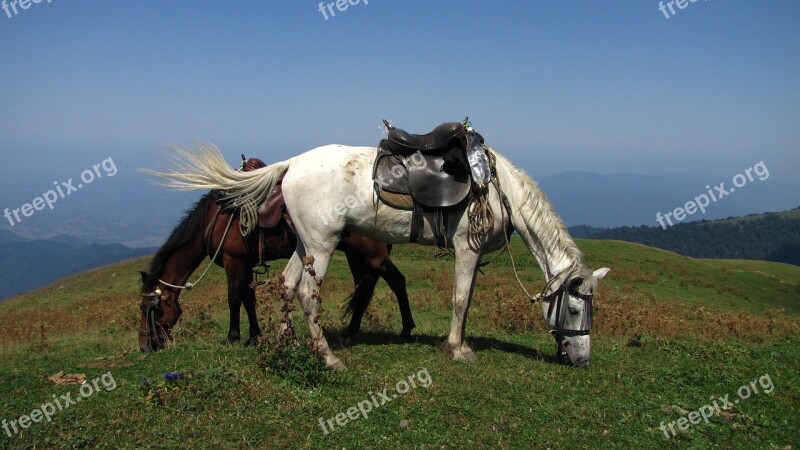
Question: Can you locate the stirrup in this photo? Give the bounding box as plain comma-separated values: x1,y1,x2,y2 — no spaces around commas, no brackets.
252,263,269,277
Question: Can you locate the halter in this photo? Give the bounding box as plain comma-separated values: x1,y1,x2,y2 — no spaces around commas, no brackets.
542,270,594,338
139,292,164,352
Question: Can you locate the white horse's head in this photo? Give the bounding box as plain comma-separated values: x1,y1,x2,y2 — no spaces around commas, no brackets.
541,267,610,367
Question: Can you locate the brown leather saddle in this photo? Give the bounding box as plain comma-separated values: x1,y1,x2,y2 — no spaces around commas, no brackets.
243,157,289,229
229,157,296,277
373,120,483,244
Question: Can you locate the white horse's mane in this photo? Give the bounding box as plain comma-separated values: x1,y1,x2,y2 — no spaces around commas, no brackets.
491,150,585,276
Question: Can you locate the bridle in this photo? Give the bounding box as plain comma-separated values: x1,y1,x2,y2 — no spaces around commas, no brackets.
139,291,165,352
541,269,594,338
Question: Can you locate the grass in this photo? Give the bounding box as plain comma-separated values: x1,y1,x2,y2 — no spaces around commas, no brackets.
0,238,798,449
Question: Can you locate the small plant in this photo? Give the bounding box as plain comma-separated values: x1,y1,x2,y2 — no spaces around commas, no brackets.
254,275,332,387
140,374,193,406
36,321,49,352
257,338,332,387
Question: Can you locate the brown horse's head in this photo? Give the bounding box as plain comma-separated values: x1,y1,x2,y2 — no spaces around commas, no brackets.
136,193,219,351
139,271,183,352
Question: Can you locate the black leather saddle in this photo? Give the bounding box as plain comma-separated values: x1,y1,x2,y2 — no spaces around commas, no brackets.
374,149,471,209
373,120,483,244
385,120,467,154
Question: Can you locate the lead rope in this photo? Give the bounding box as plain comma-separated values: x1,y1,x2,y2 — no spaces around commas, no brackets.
486,150,538,303
487,149,572,304
492,176,541,303
158,212,235,290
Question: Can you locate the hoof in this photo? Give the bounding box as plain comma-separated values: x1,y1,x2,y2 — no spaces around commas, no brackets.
220,336,240,345
244,337,259,347
400,330,413,342
326,358,347,371
444,342,477,363
342,328,360,338
453,349,478,364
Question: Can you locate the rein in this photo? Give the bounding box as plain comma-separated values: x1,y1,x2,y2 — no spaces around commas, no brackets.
158,157,249,291
487,149,593,337
158,212,235,291
489,153,561,304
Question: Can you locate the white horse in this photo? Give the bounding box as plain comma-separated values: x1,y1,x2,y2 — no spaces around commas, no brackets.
150,144,609,369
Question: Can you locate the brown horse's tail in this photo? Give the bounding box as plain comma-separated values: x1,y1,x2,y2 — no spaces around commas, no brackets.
343,272,379,319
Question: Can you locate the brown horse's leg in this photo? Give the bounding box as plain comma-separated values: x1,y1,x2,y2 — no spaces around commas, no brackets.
342,243,415,340
242,270,261,346
221,259,246,344
379,257,415,339
343,271,379,337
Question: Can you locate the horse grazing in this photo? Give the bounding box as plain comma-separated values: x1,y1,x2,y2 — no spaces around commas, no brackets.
138,157,414,353
149,134,610,370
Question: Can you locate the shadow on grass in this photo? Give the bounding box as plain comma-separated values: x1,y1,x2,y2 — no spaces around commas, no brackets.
329,329,564,365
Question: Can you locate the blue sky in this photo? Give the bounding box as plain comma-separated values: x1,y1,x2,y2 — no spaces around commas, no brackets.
1,0,798,182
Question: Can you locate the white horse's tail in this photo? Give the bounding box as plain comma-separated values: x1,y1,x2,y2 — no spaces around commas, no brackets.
142,144,290,234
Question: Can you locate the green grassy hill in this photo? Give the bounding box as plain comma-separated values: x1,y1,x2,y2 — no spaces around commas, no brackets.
591,207,800,266
0,239,798,449
720,207,800,223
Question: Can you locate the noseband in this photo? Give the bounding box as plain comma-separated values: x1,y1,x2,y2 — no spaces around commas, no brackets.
544,278,594,338
140,293,164,351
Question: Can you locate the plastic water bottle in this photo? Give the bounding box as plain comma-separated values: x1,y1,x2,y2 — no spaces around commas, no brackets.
466,134,491,186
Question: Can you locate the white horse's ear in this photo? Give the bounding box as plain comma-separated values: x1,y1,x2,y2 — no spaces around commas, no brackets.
592,267,610,280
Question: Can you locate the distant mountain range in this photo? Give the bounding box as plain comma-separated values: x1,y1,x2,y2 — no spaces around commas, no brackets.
538,172,800,228
570,208,800,266
0,231,154,301
2,170,798,247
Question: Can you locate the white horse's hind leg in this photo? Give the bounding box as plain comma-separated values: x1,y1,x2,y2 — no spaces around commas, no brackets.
279,251,304,335
297,249,345,370
445,246,481,363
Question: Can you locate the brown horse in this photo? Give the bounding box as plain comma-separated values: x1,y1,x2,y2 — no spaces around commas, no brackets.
138,158,414,352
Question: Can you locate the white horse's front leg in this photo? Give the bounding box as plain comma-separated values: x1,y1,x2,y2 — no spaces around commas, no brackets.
297,252,346,371
445,246,481,363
